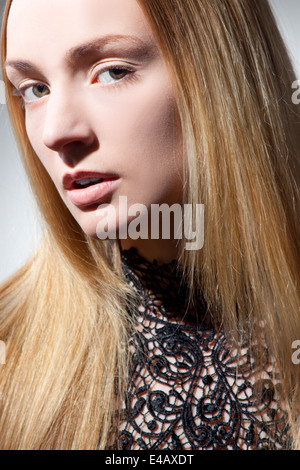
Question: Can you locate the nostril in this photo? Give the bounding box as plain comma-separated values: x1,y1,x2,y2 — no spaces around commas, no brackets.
57,139,100,168
43,120,98,152
43,128,95,152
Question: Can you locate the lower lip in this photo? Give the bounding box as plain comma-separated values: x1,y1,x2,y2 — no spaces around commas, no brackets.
68,178,120,207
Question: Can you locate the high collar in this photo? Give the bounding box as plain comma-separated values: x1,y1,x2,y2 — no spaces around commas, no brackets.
121,247,209,324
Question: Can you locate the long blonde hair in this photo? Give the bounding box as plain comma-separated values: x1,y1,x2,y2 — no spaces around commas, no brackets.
1,0,299,449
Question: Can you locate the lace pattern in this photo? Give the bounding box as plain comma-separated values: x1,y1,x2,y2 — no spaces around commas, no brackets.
117,248,290,450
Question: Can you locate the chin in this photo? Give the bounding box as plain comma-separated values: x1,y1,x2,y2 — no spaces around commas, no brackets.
77,216,118,241
74,214,100,239
79,225,99,239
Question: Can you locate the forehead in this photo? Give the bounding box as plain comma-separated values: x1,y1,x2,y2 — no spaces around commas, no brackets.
6,0,153,61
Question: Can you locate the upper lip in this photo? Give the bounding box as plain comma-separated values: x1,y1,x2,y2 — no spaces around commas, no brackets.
62,171,118,190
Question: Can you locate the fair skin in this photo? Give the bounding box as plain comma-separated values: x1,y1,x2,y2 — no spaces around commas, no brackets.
5,0,184,263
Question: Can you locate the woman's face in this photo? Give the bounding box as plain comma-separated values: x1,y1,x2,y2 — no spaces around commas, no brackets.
5,0,183,243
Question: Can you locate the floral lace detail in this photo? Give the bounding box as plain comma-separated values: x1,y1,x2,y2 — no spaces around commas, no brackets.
117,248,290,450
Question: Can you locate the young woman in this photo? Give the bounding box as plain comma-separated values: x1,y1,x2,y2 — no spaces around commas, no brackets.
0,0,299,450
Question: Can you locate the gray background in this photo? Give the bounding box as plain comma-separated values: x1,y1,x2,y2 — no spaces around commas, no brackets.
0,0,300,282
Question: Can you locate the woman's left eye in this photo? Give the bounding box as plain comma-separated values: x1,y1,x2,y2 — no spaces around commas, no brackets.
96,67,131,84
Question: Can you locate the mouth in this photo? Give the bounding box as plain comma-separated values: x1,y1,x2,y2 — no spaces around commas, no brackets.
63,171,116,190
72,176,105,189
62,171,120,207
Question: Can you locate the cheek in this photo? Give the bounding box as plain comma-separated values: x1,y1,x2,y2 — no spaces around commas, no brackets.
130,89,183,190
134,93,179,156
97,80,183,208
25,114,57,177
122,95,183,207
102,82,182,171
25,115,46,164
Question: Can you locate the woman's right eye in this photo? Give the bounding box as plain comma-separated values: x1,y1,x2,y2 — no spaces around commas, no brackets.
21,83,50,102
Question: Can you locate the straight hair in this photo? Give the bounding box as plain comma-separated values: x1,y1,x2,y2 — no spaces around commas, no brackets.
0,0,299,449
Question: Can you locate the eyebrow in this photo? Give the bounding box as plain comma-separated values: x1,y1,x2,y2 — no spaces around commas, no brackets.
67,34,154,64
5,34,156,74
4,59,37,73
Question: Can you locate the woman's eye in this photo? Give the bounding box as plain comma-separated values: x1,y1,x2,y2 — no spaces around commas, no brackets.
96,67,130,84
23,84,50,101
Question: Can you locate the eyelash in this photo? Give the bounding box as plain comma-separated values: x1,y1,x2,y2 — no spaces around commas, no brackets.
13,64,137,104
93,64,136,86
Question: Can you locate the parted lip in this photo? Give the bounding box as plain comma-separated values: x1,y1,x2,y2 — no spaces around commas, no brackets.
62,171,119,190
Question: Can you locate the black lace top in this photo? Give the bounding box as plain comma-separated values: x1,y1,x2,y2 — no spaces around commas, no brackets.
117,248,290,450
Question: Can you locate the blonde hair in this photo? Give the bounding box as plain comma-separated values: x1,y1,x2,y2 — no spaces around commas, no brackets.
1,0,299,449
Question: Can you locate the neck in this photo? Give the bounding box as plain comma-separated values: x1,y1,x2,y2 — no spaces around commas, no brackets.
120,238,180,265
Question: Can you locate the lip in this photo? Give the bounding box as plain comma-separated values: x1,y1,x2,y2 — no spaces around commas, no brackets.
63,171,120,207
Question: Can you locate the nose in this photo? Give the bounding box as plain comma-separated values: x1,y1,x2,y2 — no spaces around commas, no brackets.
42,88,97,165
